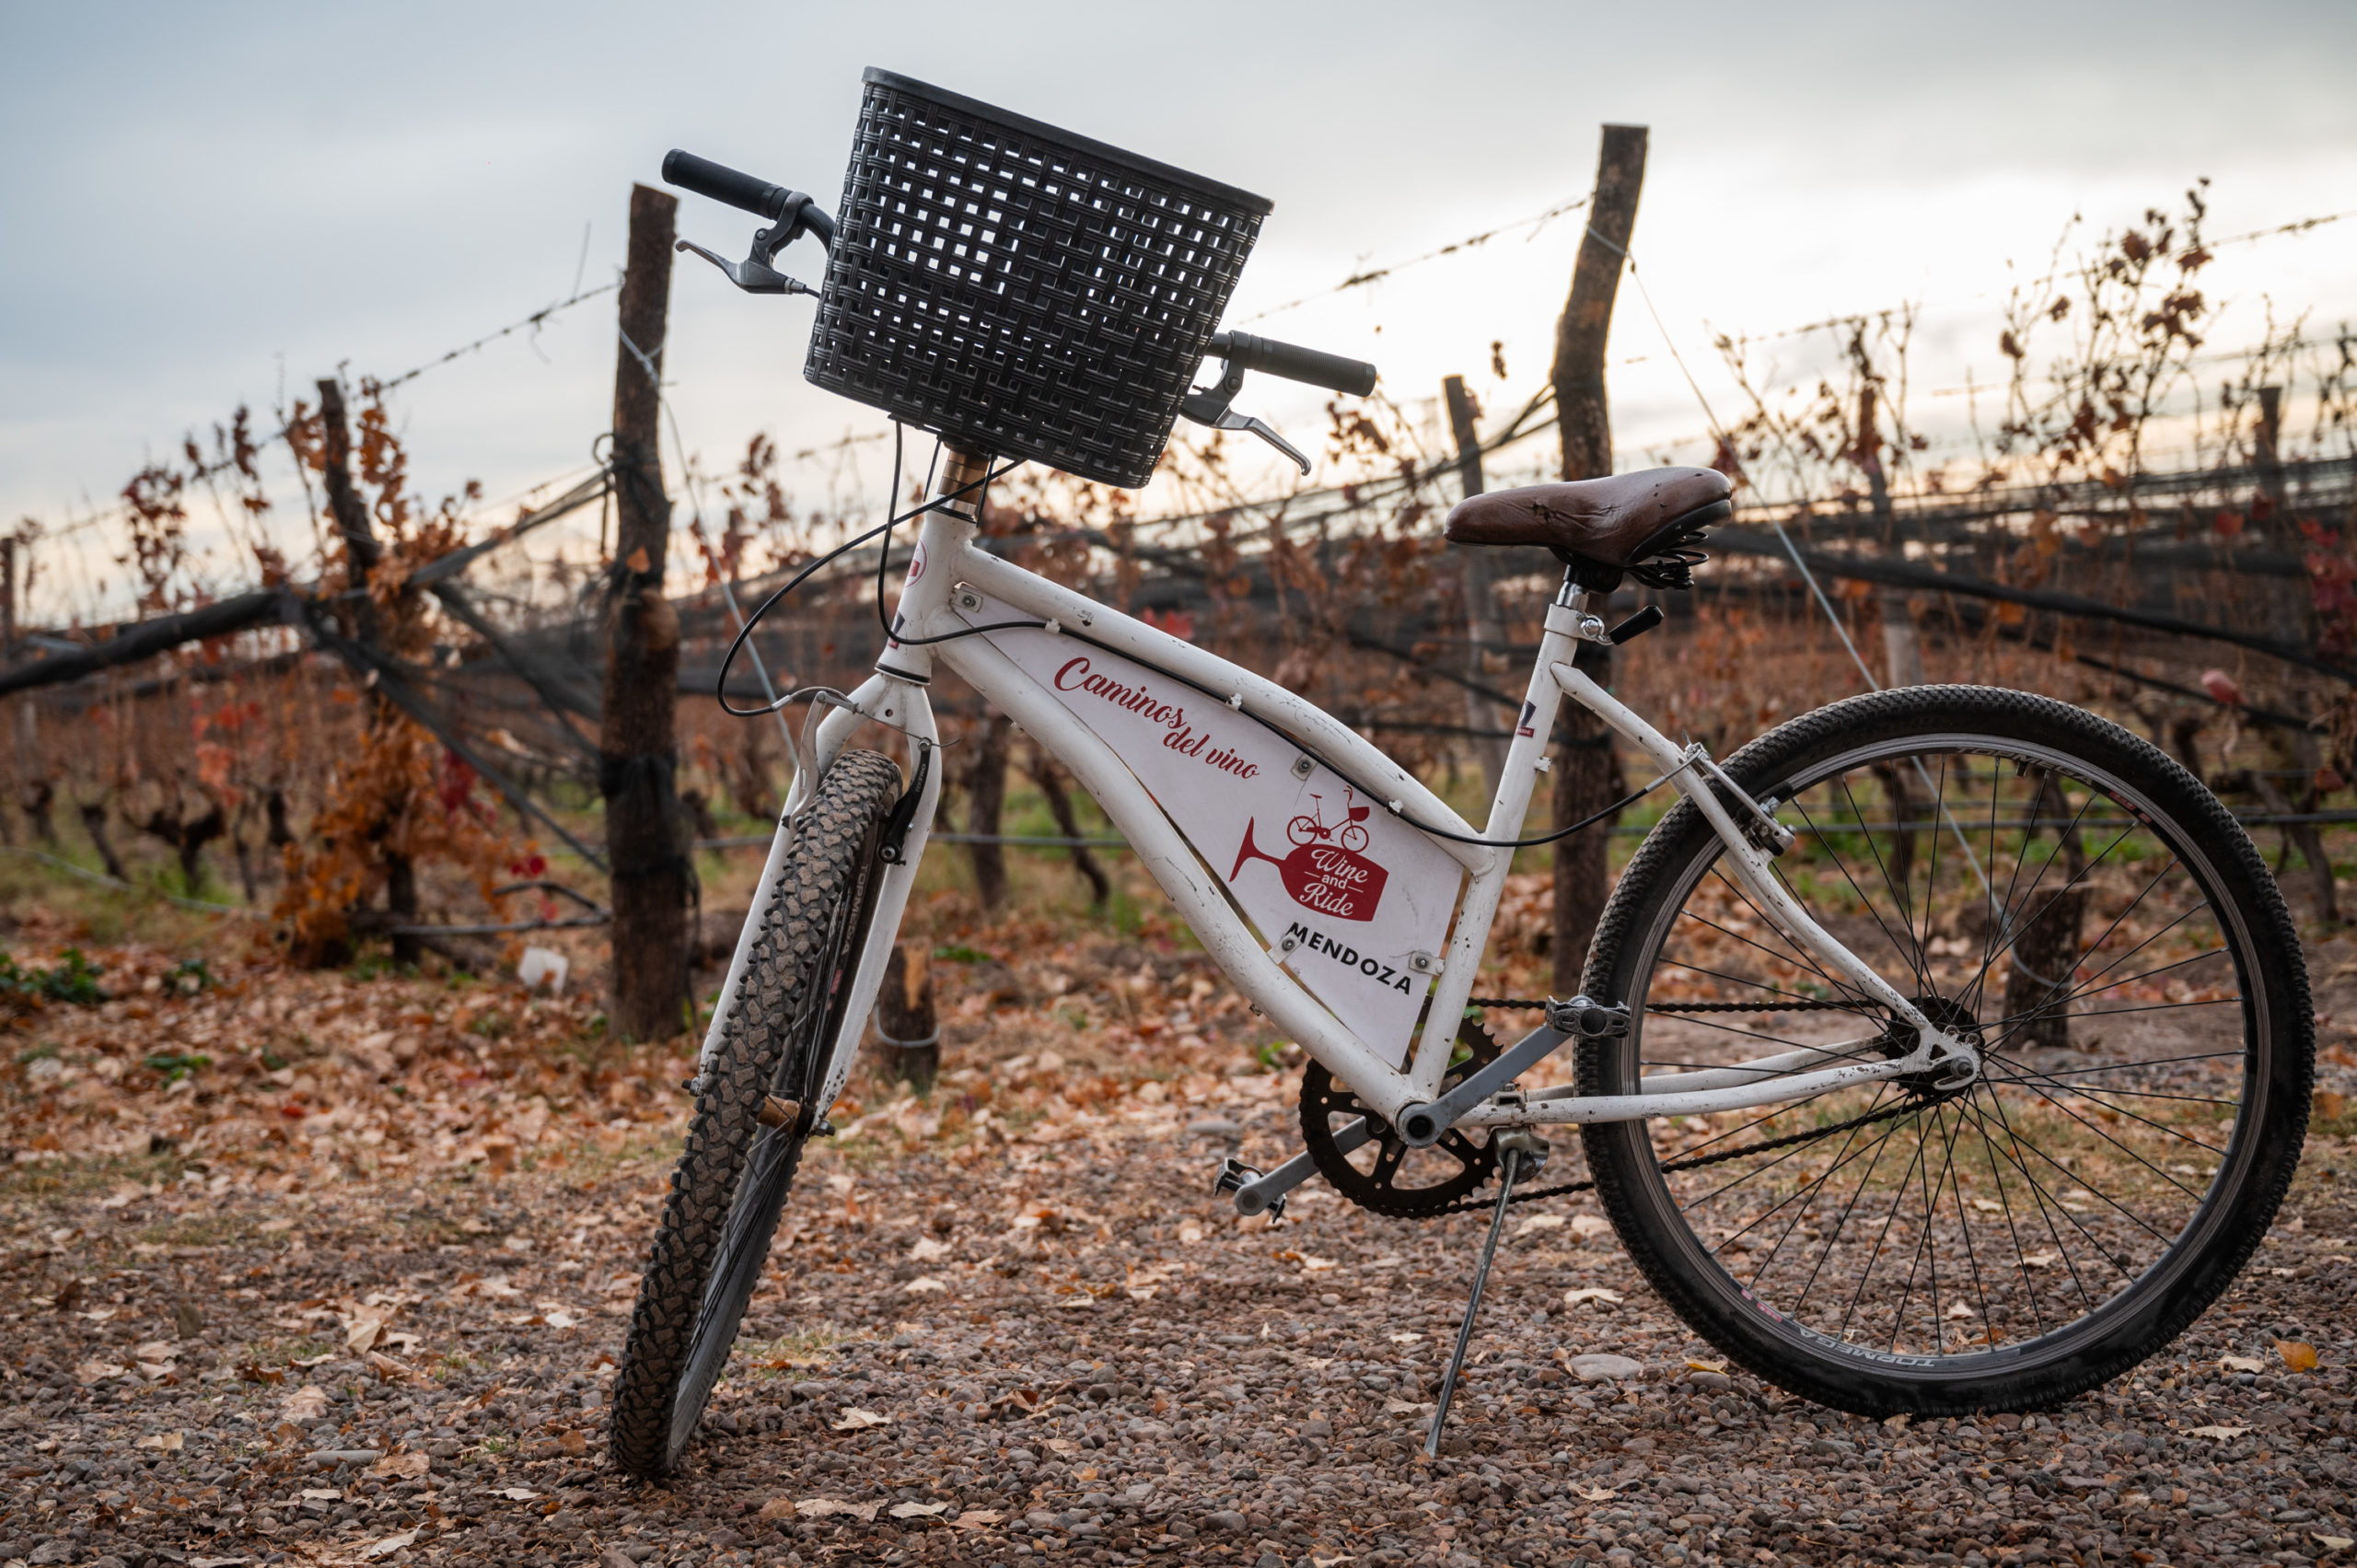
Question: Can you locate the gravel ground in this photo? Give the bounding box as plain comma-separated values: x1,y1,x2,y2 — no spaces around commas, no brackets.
5,1074,2354,1568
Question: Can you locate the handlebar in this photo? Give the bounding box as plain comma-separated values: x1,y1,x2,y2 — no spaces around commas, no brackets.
1207,330,1377,398
661,149,835,247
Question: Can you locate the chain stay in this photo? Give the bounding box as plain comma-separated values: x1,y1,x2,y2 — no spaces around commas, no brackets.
1425,1096,1927,1216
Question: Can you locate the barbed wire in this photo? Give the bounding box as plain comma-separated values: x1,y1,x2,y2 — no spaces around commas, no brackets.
17,280,624,549
1238,192,1591,325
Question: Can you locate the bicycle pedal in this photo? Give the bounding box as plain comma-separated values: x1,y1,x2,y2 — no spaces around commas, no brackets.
1545,995,1632,1040
1213,1156,1261,1198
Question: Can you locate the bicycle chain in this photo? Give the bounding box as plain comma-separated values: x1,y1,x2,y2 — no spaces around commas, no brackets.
1426,1096,1928,1215
1466,995,1867,1014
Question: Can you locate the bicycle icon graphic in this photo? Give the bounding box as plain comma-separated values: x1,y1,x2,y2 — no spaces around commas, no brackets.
1287,789,1371,854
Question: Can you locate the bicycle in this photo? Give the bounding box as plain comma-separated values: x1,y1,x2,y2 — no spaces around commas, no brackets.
609,68,2314,1479
1288,790,1374,854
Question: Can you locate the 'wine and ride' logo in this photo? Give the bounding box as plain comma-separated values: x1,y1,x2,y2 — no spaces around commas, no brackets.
1227,790,1389,923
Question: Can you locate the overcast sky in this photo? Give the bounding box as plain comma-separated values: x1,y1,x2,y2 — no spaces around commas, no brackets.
4,0,2354,619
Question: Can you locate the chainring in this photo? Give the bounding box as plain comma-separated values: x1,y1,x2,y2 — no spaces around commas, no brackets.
1299,1018,1501,1219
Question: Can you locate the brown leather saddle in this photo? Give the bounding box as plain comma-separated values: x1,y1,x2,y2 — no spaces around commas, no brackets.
1443,465,1731,590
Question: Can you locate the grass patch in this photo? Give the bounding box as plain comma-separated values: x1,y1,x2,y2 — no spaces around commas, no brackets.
1,946,108,1005
734,1323,855,1378
131,1213,262,1249
0,1147,190,1200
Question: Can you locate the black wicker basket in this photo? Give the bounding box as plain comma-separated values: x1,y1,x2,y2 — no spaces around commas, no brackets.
805,68,1271,490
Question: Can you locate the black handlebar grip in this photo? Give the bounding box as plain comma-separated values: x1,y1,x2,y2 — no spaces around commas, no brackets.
1207,331,1378,397
662,149,797,221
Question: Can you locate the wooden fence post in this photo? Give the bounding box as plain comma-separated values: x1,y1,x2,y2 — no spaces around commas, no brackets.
1856,385,1927,687
600,182,690,1040
963,713,1013,910
1548,124,1646,994
875,941,940,1092
1444,375,1507,805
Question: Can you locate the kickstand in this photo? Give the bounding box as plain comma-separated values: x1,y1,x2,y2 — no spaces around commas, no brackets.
1424,1130,1548,1458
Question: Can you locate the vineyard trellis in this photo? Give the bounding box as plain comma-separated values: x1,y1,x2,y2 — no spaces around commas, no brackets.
4,159,2355,1009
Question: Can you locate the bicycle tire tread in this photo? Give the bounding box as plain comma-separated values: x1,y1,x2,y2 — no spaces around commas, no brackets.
607,749,903,1477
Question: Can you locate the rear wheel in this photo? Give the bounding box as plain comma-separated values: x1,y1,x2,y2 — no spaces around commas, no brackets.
608,749,902,1476
1579,686,2311,1415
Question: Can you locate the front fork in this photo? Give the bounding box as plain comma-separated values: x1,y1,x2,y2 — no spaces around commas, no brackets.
693,453,980,1121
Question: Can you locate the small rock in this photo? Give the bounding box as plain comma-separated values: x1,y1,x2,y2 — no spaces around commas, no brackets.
1205,1510,1249,1533
1570,1353,1645,1384
29,1543,72,1567
598,1551,634,1568
1299,1417,1332,1438
90,1558,126,1568
308,1447,383,1469
1187,1119,1242,1139
708,1527,744,1548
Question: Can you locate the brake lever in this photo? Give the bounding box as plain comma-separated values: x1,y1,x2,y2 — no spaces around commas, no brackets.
1179,358,1311,474
675,191,825,297
676,238,815,296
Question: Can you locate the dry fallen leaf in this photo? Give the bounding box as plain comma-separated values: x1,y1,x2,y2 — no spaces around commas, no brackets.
2221,1354,2266,1374
2314,1533,2354,1553
758,1498,796,1522
1562,1287,1624,1307
796,1498,880,1522
280,1386,328,1422
368,1451,431,1481
2276,1339,2320,1372
1585,1485,1617,1501
830,1407,891,1431
950,1509,1004,1530
889,1501,950,1519
135,1431,184,1452
2189,1424,2249,1440
362,1531,416,1560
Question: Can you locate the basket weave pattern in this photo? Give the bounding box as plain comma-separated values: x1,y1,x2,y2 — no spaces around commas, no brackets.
805,74,1268,489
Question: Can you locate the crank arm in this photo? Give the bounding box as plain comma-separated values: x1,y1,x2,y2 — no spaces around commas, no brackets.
1396,1022,1569,1146
1227,1121,1371,1216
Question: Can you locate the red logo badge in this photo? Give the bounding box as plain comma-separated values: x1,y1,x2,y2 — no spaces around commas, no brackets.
1229,791,1387,922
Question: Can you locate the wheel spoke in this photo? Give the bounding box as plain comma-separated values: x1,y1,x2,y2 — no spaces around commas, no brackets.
1616,718,2273,1381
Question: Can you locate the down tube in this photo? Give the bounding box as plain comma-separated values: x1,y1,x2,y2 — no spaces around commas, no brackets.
937,633,1416,1121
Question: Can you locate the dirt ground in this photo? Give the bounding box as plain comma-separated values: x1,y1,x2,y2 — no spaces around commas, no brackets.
5,912,2357,1568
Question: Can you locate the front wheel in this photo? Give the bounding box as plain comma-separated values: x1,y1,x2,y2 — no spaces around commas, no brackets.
608,749,902,1477
1578,686,2311,1416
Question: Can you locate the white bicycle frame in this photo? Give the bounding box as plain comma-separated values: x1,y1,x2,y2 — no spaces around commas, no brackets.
697,450,1973,1149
